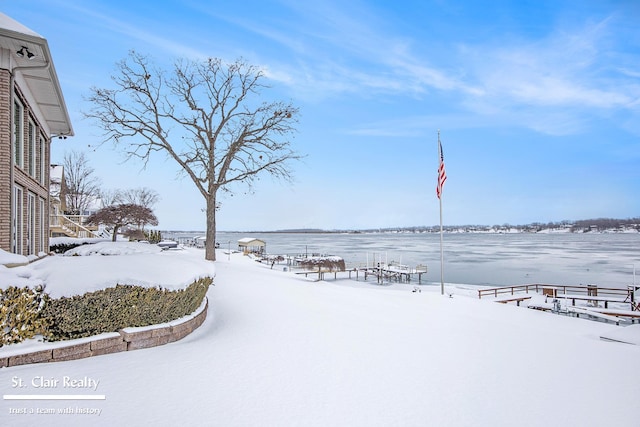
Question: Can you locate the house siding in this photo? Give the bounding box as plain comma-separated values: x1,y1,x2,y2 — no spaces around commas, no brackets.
0,72,52,256
0,69,10,252
1,16,71,257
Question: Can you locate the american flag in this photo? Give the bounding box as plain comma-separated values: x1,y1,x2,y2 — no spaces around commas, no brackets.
436,139,447,199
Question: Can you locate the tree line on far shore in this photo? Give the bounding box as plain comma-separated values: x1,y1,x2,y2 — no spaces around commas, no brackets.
282,218,640,234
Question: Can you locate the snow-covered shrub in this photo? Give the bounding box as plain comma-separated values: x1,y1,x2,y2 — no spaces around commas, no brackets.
41,277,211,341
50,241,89,254
0,285,49,347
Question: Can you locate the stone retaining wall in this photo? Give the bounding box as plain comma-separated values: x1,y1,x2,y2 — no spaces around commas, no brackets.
0,297,208,368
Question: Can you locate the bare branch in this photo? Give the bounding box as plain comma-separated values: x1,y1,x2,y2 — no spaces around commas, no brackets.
62,151,102,215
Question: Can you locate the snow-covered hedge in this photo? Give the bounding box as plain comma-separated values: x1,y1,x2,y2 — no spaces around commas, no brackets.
1,242,216,345
0,277,211,345
49,241,90,254
41,277,211,342
49,237,109,254
0,286,48,346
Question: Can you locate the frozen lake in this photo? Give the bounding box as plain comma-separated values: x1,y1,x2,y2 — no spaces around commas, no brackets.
205,231,640,289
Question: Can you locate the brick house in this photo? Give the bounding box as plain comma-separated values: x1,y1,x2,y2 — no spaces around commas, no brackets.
0,13,73,257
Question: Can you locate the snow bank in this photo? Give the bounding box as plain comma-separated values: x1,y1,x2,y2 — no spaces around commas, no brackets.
50,237,109,247
0,248,29,267
0,242,215,298
63,241,163,256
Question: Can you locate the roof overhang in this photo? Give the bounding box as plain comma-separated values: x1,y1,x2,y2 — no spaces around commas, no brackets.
0,13,73,137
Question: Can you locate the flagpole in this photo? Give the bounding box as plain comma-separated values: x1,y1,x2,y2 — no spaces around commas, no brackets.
438,130,444,295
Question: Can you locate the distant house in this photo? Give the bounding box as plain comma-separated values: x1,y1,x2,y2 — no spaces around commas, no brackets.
49,164,65,215
0,13,73,256
237,237,266,254
48,164,103,239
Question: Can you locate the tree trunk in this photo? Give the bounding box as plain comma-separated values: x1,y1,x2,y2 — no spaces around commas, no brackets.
204,196,217,261
112,225,119,242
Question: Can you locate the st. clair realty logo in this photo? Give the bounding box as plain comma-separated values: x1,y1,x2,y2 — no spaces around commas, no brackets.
12,376,100,391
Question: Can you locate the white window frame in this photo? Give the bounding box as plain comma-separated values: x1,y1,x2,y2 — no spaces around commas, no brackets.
28,120,35,177
13,97,24,168
12,185,23,254
39,134,46,185
27,192,36,255
39,197,46,253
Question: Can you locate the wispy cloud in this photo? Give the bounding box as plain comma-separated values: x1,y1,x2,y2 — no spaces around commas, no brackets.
458,16,640,134
54,1,208,60
209,0,471,100
62,0,640,137
245,3,639,137
346,113,495,138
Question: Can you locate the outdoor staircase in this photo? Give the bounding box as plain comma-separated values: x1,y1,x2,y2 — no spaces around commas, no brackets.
50,214,101,239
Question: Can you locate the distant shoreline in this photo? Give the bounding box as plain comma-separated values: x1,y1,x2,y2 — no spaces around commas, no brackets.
164,225,639,235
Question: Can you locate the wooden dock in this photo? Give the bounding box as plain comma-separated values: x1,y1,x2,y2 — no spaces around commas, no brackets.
260,253,428,285
359,264,428,284
293,265,428,283
289,263,428,284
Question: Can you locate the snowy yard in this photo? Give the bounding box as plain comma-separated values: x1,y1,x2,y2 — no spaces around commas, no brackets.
1,244,639,426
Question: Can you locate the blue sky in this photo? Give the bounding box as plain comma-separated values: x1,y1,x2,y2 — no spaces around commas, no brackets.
3,0,639,231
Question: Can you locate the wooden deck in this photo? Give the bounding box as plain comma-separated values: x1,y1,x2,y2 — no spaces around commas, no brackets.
293,265,428,283
295,268,359,281
572,306,640,323
479,283,638,324
359,265,427,284
479,284,634,304
494,295,532,306
558,294,628,309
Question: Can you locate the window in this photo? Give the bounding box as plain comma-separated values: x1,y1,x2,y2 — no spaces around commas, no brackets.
13,98,24,168
12,186,23,254
36,135,41,183
39,135,47,185
28,120,35,176
27,192,36,255
39,198,46,253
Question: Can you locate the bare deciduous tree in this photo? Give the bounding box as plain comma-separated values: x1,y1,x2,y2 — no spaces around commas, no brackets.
120,187,160,209
86,51,301,261
98,189,124,208
62,151,101,216
86,204,158,242
99,187,159,210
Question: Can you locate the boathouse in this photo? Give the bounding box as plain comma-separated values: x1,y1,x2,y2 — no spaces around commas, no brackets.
238,237,266,254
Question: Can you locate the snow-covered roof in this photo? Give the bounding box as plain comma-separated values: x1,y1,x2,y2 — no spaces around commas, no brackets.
238,237,266,246
0,13,42,38
0,13,73,137
49,164,63,198
50,164,63,183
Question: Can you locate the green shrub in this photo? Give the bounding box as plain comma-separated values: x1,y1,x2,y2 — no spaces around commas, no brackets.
145,229,163,244
0,286,49,347
41,277,212,341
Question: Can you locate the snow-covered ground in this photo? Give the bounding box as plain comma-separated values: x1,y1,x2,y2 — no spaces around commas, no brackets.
0,242,215,298
1,244,639,426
